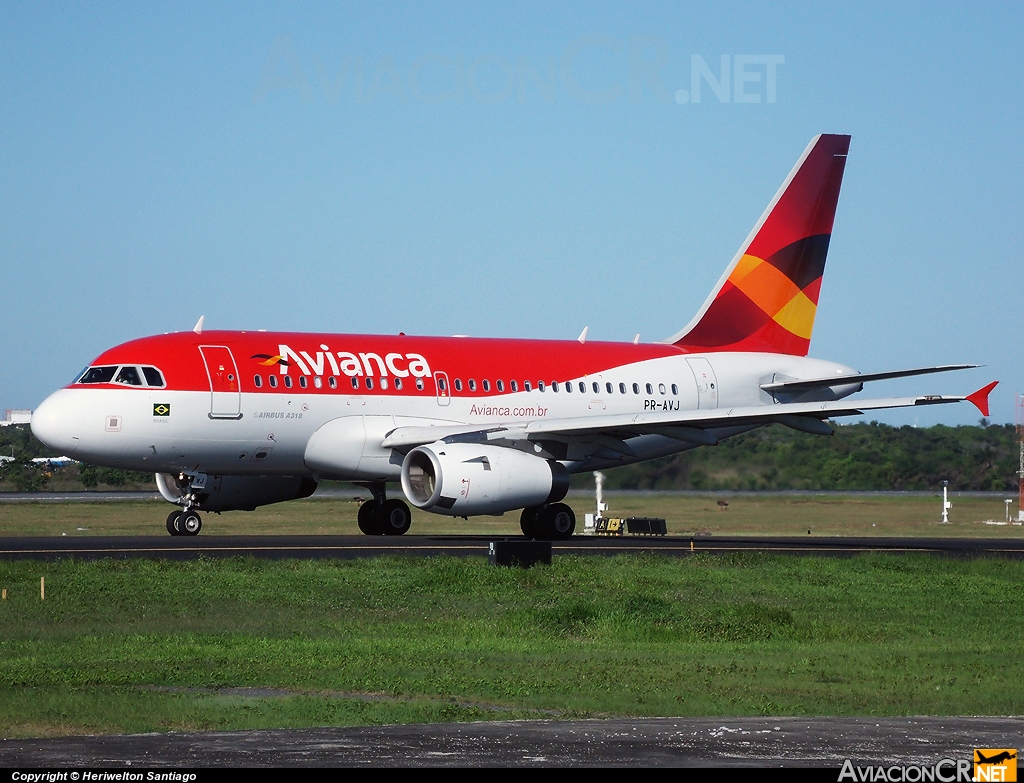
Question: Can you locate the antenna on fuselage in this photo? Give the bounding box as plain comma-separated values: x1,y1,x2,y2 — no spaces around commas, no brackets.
193,315,205,334
577,326,588,344
633,334,640,344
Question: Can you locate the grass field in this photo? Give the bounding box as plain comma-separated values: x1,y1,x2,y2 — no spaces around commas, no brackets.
0,553,1021,738
1,492,1022,538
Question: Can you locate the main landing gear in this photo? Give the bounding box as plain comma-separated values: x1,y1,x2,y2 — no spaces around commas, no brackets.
520,503,576,541
166,509,202,537
356,482,412,536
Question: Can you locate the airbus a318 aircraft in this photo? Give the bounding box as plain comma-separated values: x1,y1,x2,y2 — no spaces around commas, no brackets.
32,134,996,538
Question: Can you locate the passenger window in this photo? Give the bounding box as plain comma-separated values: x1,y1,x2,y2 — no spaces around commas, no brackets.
416,378,424,391
482,380,490,392
394,377,403,390
380,378,389,390
351,377,360,389
564,382,570,393
671,384,678,395
78,366,117,384
454,379,463,392
314,377,322,389
606,382,613,394
552,381,559,392
299,376,308,389
438,378,447,392
633,383,640,394
582,382,588,393
142,367,165,387
511,380,519,392
468,379,476,392
538,381,545,392
496,380,504,392
524,381,531,391
646,383,653,395
659,383,666,394
329,376,337,389
366,378,375,390
254,375,263,388
284,376,293,388
114,366,143,386
269,375,278,388
619,383,626,394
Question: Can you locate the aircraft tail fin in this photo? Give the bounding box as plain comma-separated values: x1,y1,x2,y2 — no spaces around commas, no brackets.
666,134,851,355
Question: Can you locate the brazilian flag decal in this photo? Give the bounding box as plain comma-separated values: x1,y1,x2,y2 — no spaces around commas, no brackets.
153,403,171,417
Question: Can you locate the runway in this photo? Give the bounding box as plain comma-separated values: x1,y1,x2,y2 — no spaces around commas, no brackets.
0,534,1022,560
0,716,1020,767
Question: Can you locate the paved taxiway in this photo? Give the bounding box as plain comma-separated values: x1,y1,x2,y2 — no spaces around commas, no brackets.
0,534,1022,561
1,717,1020,767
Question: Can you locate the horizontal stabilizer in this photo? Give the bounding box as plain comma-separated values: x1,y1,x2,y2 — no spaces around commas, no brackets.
760,364,979,393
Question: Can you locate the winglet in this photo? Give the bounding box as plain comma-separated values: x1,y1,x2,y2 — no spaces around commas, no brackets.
965,381,998,417
193,315,205,335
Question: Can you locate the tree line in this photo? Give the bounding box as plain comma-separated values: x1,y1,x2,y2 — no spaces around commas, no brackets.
2,421,1019,493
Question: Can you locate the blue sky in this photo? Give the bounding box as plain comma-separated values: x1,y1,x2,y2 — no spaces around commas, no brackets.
2,2,1022,425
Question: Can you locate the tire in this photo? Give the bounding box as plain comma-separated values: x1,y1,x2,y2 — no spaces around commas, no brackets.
166,511,183,536
535,503,575,540
180,510,202,536
520,507,539,538
548,503,576,540
357,501,382,535
378,498,412,536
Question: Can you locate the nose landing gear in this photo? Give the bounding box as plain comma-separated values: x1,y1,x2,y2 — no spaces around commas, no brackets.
166,509,202,536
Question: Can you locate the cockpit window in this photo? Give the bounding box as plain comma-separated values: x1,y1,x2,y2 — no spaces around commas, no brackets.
142,367,165,387
114,366,143,386
78,366,117,384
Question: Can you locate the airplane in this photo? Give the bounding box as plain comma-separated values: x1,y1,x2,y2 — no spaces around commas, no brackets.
976,751,1017,765
30,134,997,538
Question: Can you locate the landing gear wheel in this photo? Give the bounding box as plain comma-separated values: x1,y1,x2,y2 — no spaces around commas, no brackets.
358,501,383,535
520,507,539,538
535,503,576,540
166,511,183,536
180,510,202,536
377,499,412,536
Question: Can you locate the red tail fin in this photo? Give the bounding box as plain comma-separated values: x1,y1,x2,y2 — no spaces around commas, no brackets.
667,134,851,355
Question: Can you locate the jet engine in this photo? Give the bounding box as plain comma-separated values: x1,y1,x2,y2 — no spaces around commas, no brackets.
156,473,318,512
400,442,569,517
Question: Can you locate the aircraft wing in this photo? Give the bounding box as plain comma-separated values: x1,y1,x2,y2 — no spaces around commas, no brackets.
381,382,997,452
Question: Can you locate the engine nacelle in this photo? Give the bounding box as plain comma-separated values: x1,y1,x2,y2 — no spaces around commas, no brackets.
400,442,569,517
156,473,317,512
304,415,456,480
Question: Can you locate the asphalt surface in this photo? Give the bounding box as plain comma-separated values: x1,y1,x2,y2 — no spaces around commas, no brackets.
0,534,1022,561
1,717,1020,767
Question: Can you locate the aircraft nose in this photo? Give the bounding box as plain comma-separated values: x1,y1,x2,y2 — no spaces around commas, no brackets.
31,390,81,455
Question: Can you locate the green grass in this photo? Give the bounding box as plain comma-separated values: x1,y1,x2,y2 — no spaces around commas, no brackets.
0,553,1021,737
2,493,1023,537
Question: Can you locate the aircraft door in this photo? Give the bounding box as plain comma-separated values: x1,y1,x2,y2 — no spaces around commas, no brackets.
686,357,719,410
434,371,450,406
200,345,242,419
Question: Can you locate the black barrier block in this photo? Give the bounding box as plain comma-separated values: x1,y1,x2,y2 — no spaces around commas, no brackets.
626,517,668,536
488,539,552,567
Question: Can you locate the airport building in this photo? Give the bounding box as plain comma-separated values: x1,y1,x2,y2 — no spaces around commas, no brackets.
1,409,32,426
